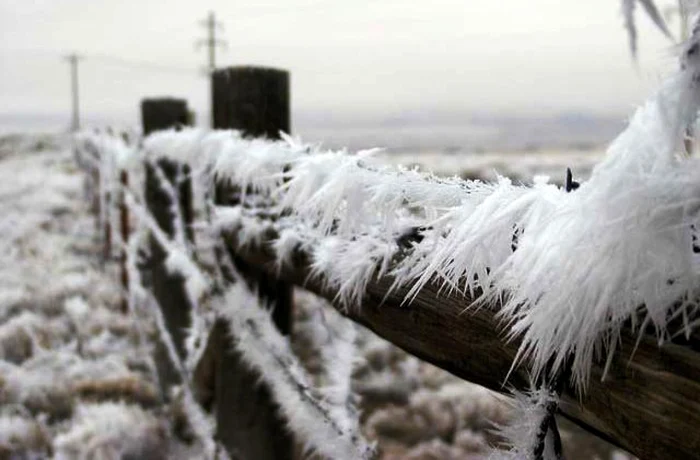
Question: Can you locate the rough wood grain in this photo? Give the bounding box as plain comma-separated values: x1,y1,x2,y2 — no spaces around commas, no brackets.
223,231,700,460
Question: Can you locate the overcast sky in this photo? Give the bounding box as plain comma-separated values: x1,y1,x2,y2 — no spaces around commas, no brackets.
0,0,685,128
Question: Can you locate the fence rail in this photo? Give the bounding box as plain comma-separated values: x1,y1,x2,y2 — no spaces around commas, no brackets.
219,221,700,460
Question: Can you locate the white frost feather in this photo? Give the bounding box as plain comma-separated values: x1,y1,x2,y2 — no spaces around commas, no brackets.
82,29,700,400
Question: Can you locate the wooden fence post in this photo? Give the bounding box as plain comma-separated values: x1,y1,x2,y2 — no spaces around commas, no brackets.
119,168,129,314
118,132,133,314
101,129,112,264
211,66,291,139
141,98,194,392
141,98,189,135
208,66,294,460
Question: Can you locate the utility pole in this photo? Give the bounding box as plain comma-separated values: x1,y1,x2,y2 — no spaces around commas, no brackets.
197,11,227,74
66,53,81,132
197,11,227,127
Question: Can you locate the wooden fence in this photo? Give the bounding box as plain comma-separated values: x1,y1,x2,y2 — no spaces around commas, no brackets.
88,66,700,460
222,224,700,460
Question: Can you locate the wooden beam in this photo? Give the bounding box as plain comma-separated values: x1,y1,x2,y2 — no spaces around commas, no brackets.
222,229,700,460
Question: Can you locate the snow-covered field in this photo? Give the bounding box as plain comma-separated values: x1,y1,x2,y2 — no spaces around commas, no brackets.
0,134,200,459
0,133,631,459
376,149,603,185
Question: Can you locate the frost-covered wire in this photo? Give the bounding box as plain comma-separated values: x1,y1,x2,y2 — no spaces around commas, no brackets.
488,387,561,460
124,191,209,308
295,293,361,433
148,160,189,250
216,283,375,460
109,174,218,457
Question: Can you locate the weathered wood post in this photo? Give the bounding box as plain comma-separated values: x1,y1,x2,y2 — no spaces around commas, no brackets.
212,66,293,331
141,98,189,135
118,131,131,314
141,97,194,391
211,66,291,139
208,66,294,460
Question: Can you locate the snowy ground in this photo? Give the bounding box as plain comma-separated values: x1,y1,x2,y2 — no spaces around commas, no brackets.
0,134,200,458
0,133,630,459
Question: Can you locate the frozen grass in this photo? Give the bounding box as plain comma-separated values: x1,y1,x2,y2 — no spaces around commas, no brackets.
0,136,204,458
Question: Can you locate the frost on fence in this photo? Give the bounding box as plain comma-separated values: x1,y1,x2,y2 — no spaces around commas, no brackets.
217,284,375,460
145,53,700,395
75,30,700,458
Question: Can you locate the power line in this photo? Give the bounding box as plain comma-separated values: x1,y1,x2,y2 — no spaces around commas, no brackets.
1,49,202,77
84,53,202,76
56,50,203,133
196,11,227,128
196,11,227,74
